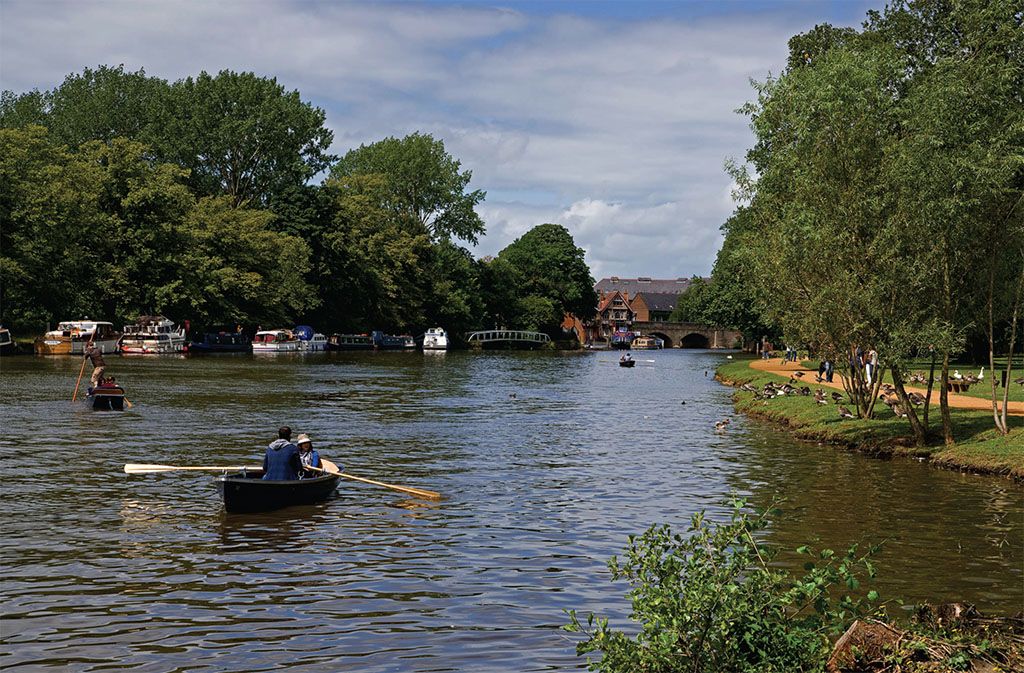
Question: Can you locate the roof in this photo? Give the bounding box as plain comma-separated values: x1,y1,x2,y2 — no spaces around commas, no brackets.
633,292,679,312
594,277,703,295
597,290,632,313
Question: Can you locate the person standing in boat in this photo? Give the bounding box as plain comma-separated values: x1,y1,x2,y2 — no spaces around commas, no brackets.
263,426,301,480
83,343,107,389
296,434,321,477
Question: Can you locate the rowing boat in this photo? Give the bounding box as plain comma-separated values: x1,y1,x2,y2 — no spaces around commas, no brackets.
619,359,636,367
215,469,341,512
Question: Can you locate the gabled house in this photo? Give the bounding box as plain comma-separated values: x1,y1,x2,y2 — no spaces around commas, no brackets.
630,292,678,322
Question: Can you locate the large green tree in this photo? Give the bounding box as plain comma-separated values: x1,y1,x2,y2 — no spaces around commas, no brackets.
331,132,486,245
493,223,595,334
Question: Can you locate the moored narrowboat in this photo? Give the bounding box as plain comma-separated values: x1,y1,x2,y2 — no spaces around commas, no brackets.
371,331,416,350
0,326,17,356
326,333,373,351
189,331,251,353
215,470,341,512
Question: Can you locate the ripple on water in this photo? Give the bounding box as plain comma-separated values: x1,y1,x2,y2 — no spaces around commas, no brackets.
0,350,1020,672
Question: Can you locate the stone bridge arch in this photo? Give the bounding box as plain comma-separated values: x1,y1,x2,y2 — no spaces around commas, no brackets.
632,321,742,349
679,332,710,348
648,331,674,349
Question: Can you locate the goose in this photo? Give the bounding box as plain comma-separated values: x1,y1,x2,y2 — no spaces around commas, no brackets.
977,366,985,380
908,392,926,406
953,369,963,380
800,386,811,396
892,404,908,418
1014,377,1024,387
814,389,828,405
793,371,806,378
831,392,844,404
838,406,854,419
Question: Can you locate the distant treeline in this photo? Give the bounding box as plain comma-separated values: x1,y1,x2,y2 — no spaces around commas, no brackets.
0,68,596,341
671,0,1022,442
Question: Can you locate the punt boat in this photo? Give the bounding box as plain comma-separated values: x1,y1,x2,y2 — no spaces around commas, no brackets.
87,384,126,410
215,469,341,512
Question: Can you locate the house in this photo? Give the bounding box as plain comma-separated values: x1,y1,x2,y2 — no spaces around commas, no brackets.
630,292,678,322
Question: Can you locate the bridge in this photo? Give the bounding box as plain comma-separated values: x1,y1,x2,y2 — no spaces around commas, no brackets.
465,329,551,348
631,321,742,349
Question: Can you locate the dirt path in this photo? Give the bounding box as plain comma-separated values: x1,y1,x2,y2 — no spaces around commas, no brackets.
748,358,1024,417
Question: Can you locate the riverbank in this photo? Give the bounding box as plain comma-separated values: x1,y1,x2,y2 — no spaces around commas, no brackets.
716,357,1024,481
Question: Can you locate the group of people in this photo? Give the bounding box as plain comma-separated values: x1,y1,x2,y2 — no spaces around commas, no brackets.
852,346,880,385
264,426,328,480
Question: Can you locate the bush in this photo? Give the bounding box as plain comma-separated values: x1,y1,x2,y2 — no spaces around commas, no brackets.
565,498,882,672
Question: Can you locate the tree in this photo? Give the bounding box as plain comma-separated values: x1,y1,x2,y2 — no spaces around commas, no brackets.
165,70,334,205
331,132,486,245
493,223,596,334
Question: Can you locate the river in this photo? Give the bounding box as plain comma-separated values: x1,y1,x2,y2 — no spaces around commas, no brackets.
1,350,1021,671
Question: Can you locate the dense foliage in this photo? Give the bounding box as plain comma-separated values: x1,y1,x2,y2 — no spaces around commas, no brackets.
566,499,882,673
702,0,1023,438
1,68,593,341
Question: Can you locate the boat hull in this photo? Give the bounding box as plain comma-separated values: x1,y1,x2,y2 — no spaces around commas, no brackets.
216,471,341,512
619,359,636,367
252,342,300,352
34,337,120,356
88,387,125,410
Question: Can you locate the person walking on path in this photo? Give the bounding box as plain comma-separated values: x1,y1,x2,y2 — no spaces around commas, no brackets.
263,426,301,480
83,343,107,389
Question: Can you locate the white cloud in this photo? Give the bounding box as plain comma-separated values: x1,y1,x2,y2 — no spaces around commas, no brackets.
0,0,870,277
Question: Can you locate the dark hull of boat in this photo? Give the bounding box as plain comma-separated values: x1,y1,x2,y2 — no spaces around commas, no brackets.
216,471,341,512
619,360,636,367
188,342,251,353
89,388,125,410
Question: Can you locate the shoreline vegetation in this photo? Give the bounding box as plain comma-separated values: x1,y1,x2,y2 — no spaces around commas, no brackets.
716,356,1024,481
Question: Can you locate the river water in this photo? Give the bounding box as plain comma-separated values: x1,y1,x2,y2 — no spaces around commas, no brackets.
1,350,1021,671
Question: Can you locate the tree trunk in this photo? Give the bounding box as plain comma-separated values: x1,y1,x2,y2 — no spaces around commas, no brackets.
987,256,1007,434
924,347,936,432
892,367,927,447
999,263,1024,433
940,351,954,445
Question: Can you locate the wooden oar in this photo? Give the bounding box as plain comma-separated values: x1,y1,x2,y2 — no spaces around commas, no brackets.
124,463,262,474
312,459,441,500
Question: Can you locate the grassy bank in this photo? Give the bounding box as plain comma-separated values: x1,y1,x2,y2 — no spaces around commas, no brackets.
717,357,1024,480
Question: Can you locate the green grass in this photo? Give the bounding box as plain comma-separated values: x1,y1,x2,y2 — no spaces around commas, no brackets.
717,357,1024,480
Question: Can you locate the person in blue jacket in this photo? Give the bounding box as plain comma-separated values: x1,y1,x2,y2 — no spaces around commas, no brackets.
263,426,300,480
296,433,321,477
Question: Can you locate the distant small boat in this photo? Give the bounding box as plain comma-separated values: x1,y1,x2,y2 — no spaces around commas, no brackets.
631,336,663,350
189,331,251,353
372,331,416,350
120,316,186,354
619,359,636,368
421,327,448,351
610,329,634,350
87,384,126,411
293,326,327,352
215,469,341,513
326,334,373,351
34,319,121,355
252,329,300,352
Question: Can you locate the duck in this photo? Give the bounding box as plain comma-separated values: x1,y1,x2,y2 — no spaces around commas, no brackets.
977,366,985,381
714,419,731,431
793,371,806,378
953,369,963,380
908,392,926,406
838,406,854,419
831,392,844,404
892,403,908,418
814,390,828,405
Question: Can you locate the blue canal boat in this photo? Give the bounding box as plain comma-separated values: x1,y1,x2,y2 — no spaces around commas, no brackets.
189,331,251,353
371,331,416,350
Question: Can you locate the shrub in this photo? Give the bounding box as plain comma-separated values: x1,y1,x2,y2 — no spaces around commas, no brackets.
565,498,882,672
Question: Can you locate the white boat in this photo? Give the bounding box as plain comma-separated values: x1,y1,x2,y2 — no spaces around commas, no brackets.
120,316,187,354
34,319,121,355
299,333,327,351
252,329,300,352
422,327,448,351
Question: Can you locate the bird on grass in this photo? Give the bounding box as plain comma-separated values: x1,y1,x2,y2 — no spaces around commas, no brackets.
1014,377,1024,387
814,389,828,405
892,404,908,418
793,371,806,379
908,392,926,406
838,406,854,419
831,392,844,404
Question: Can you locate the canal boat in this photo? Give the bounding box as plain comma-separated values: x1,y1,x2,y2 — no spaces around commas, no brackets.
421,327,448,351
0,326,17,356
631,336,663,350
34,319,121,355
119,316,187,354
610,328,634,350
86,383,126,410
189,331,251,353
371,331,416,350
293,325,328,352
252,329,300,352
326,333,374,351
215,469,341,512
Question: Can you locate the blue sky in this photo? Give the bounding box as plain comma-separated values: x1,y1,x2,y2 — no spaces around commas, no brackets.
0,0,884,278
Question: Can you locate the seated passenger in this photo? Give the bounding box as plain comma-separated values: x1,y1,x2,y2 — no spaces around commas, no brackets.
296,434,321,477
263,426,300,480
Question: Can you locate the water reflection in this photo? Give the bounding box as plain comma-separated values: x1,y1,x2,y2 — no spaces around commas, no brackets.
0,351,1020,672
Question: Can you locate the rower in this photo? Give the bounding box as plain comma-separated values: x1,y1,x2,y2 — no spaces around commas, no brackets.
296,433,322,478
263,426,301,480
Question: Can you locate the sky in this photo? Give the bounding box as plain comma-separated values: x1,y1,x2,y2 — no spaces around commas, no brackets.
0,0,884,279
